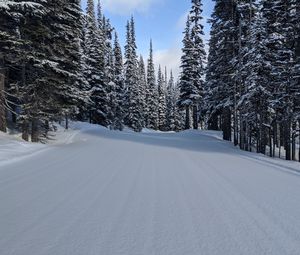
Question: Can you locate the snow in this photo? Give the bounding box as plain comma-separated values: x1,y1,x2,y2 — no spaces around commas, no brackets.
0,123,300,255
0,1,43,11
0,123,80,167
0,131,45,167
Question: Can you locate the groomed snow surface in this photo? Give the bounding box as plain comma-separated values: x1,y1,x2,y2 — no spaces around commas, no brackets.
0,123,300,255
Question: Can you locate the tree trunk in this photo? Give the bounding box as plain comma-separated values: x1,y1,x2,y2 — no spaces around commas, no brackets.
22,120,29,141
65,114,69,130
240,119,245,150
0,72,6,132
259,112,266,155
245,121,249,151
284,120,291,160
273,119,278,147
11,106,17,124
269,128,272,157
299,120,300,162
249,128,252,152
31,119,39,143
291,122,296,161
208,112,219,130
260,125,266,155
89,110,92,124
192,105,198,130
278,125,282,159
185,106,190,130
233,100,238,146
45,120,50,135
222,107,231,141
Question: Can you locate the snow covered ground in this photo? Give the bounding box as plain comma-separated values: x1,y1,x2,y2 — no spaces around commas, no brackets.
0,123,80,167
0,131,45,166
0,123,300,255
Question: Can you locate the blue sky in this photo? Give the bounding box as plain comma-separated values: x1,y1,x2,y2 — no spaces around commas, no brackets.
81,0,214,78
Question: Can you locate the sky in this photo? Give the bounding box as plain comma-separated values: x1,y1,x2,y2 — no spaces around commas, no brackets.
81,0,214,79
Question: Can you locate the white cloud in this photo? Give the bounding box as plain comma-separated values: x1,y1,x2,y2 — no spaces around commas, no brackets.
101,0,160,15
153,47,182,80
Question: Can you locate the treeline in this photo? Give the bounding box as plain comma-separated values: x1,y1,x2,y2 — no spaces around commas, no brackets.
0,0,184,142
203,0,300,161
1,0,299,162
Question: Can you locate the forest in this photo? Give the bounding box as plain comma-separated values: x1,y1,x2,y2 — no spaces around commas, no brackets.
0,0,299,162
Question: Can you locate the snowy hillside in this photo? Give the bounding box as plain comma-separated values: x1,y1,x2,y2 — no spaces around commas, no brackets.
0,123,300,255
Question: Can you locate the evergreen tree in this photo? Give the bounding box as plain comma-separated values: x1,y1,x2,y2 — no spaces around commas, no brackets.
292,0,300,121
124,17,143,132
157,65,166,130
111,32,125,131
174,80,185,131
292,0,300,161
0,1,45,137
18,0,81,141
261,0,295,160
138,55,147,128
205,0,238,140
240,9,272,154
166,70,178,131
85,0,108,126
53,0,85,129
146,40,158,130
189,0,206,129
178,16,194,130
233,0,257,147
78,14,91,122
102,18,115,126
0,1,24,132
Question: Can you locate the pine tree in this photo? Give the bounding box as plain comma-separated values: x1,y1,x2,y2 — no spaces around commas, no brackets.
205,0,239,141
292,0,300,161
78,14,91,122
166,70,178,131
0,1,22,132
102,18,115,126
0,1,44,135
233,0,257,148
261,0,295,160
146,40,158,130
52,0,85,129
138,55,147,128
174,80,185,131
292,0,300,121
189,0,206,129
157,65,166,130
85,0,108,126
240,9,272,154
18,0,76,141
124,17,143,132
111,32,125,131
178,16,194,130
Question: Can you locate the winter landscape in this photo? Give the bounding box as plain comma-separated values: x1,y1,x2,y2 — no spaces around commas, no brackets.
0,0,300,255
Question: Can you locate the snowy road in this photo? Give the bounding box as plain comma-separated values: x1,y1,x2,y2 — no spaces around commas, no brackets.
1,126,300,255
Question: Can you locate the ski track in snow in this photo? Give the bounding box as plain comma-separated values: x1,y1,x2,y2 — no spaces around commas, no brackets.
0,126,300,255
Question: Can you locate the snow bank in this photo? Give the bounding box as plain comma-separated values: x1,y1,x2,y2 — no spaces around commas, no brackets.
0,122,89,167
0,131,45,167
